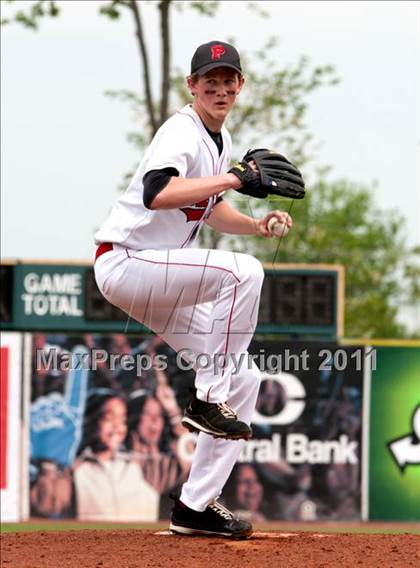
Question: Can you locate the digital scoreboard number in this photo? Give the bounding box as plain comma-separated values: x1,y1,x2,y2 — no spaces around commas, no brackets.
1,262,344,338
258,264,344,337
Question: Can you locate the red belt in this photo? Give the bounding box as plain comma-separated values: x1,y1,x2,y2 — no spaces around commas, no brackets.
95,242,114,261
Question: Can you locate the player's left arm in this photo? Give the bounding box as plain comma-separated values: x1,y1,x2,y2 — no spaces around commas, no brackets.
205,200,292,237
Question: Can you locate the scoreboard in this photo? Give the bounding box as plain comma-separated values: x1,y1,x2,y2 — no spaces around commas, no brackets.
258,264,344,336
0,261,344,338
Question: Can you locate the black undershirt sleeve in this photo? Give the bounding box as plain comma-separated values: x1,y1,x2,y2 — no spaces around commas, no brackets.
143,167,179,209
143,167,224,210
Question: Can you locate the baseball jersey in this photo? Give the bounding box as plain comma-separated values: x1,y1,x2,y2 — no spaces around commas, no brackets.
94,104,233,251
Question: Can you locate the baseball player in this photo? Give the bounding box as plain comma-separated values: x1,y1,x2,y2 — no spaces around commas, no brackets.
94,40,304,539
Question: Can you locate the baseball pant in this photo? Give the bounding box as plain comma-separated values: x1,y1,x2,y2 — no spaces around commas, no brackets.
95,245,263,510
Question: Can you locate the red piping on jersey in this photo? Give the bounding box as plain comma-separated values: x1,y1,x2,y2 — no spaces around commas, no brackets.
180,221,202,249
125,249,241,283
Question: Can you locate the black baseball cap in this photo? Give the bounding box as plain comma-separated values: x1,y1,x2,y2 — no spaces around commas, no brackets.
190,41,242,76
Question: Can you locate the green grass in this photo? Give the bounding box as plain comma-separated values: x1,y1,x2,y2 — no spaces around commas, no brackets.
1,521,419,535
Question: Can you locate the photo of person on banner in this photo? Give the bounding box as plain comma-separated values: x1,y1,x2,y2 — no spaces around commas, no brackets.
224,463,267,522
29,333,193,520
30,343,89,518
73,390,160,521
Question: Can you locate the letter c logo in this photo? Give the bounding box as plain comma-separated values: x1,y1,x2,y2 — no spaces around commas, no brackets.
252,372,306,425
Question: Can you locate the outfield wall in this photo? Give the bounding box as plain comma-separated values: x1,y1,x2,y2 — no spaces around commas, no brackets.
0,333,419,522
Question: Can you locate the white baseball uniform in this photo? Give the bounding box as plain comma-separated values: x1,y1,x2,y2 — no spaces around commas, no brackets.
94,103,263,511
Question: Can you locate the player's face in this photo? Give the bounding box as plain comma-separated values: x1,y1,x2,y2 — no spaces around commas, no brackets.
190,68,244,124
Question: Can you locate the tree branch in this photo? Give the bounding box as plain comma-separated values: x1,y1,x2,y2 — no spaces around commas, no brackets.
159,0,171,125
128,0,157,135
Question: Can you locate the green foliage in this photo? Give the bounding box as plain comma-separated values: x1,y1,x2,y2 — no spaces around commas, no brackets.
1,0,60,29
246,2,270,18
404,246,420,304
174,1,219,16
233,41,339,158
99,1,124,20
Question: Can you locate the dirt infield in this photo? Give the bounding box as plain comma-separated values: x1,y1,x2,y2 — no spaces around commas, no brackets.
2,529,420,568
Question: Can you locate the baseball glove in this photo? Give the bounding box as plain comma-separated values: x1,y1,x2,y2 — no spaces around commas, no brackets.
228,148,305,200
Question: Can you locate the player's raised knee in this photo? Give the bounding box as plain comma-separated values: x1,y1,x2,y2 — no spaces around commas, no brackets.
240,255,265,284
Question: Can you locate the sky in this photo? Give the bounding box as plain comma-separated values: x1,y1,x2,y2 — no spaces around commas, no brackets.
1,0,419,263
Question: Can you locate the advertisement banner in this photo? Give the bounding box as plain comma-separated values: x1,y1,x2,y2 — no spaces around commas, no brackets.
29,334,364,522
224,341,365,522
29,333,194,521
1,333,23,522
369,346,420,521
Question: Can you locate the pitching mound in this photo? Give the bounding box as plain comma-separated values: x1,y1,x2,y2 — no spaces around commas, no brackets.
2,529,420,567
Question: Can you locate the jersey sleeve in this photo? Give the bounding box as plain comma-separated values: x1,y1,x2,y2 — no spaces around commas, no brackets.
144,119,199,178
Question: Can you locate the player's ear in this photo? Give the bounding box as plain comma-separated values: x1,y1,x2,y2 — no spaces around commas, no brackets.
236,74,245,94
187,75,198,96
